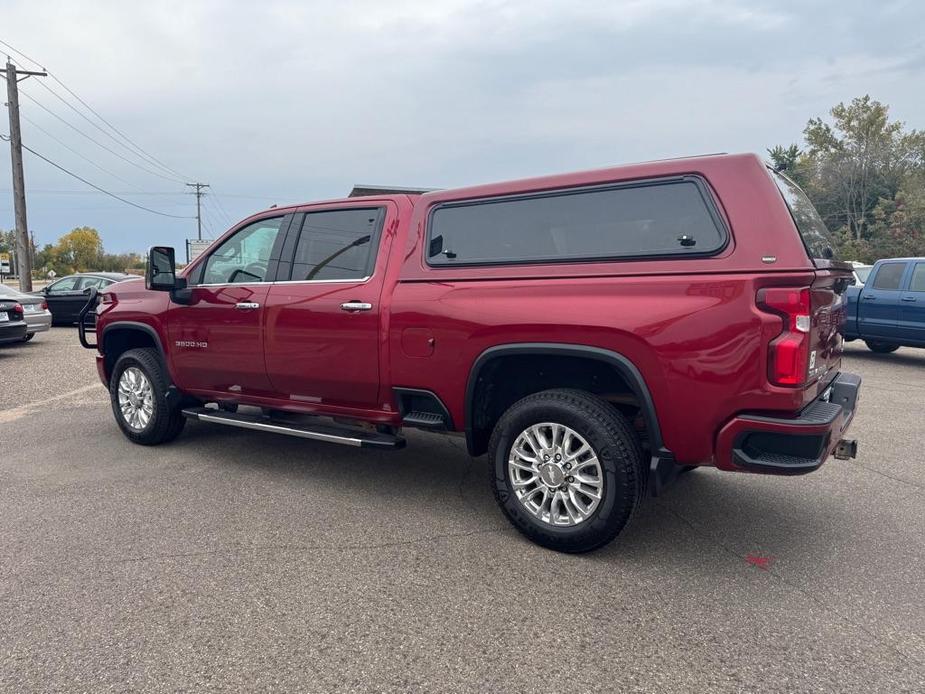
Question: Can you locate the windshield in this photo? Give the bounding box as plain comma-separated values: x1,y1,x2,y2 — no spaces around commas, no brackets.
855,265,873,283
769,169,840,265
0,285,21,298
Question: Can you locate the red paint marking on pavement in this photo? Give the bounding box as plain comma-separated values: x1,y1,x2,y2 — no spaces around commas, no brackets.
746,554,773,570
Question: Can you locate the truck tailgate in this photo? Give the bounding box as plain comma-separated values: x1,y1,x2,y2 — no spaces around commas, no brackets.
808,269,851,396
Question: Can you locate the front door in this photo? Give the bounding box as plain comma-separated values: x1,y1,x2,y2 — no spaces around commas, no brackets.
166,214,289,398
263,203,394,410
899,261,925,345
44,276,87,323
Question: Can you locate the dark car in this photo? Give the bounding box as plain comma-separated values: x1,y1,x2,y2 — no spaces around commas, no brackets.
39,273,132,325
0,298,27,345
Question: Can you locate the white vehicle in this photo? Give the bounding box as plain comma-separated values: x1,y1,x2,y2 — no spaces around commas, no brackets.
847,261,873,286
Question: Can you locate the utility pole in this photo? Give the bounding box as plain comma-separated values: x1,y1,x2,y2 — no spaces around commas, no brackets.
186,182,209,241
3,59,46,292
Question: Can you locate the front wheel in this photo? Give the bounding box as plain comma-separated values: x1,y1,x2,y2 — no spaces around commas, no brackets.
21,333,35,342
488,389,644,553
110,348,186,445
865,340,900,354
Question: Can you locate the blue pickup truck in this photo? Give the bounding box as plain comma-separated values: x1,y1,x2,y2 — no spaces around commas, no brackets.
845,257,925,353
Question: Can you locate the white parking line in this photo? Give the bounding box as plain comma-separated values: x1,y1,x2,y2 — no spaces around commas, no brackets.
0,383,106,424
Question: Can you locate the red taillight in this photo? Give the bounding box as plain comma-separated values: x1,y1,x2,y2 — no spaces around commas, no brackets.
41,300,48,310
757,287,812,387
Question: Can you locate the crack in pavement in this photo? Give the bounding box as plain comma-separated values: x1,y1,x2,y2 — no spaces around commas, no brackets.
847,460,925,493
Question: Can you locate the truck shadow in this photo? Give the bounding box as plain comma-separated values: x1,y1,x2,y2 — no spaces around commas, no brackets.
177,420,854,567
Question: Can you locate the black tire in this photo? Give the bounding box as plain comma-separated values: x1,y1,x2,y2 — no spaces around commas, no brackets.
21,333,35,342
488,389,644,553
865,340,900,354
109,347,186,445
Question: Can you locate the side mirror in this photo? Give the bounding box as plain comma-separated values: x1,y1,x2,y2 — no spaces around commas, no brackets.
146,246,178,291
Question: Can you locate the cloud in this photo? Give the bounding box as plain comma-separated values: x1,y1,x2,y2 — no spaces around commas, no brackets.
0,0,923,252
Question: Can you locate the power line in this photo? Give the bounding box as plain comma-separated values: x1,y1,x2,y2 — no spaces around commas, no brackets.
32,78,187,181
0,188,284,199
0,38,43,70
204,193,233,227
20,112,145,191
45,76,192,182
17,87,187,184
4,136,195,220
0,36,192,181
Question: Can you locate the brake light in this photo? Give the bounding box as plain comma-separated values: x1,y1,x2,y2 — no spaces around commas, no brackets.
757,287,812,387
41,300,48,310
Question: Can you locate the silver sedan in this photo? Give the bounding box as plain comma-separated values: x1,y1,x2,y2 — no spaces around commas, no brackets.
0,284,52,342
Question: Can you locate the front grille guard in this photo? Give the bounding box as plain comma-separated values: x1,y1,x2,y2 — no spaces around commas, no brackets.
77,287,99,349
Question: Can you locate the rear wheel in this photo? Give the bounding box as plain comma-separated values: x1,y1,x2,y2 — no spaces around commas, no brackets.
865,340,900,354
110,348,186,445
488,389,644,553
21,333,34,342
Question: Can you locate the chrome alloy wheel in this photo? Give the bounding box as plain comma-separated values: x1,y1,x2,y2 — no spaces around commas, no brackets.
117,366,154,431
507,422,604,527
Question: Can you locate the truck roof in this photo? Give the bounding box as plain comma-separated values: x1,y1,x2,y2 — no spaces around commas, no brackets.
250,152,760,219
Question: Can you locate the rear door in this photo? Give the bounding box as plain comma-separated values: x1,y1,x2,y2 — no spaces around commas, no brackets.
263,202,395,410
899,261,925,345
859,261,908,339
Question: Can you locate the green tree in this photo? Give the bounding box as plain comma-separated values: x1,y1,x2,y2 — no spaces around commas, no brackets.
801,96,924,241
770,96,925,261
767,144,808,187
54,226,104,272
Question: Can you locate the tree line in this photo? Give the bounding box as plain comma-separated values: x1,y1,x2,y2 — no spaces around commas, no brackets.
0,227,142,277
769,95,924,262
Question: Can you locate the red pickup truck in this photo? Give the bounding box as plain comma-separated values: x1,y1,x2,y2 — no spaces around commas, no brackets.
81,153,861,552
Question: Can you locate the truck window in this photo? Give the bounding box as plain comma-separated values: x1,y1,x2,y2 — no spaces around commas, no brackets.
871,262,907,290
290,208,383,281
909,263,925,292
200,217,283,285
769,170,839,265
426,178,725,266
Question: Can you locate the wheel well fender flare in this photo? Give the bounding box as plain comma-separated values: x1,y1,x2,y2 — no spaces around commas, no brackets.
464,343,665,454
100,321,168,380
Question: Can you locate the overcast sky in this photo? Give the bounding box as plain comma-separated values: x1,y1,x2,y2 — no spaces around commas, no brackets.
2,0,924,254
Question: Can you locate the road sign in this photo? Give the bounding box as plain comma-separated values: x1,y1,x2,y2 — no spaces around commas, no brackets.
0,252,10,274
186,239,212,263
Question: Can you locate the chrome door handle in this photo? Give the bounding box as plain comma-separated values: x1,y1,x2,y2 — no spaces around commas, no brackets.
341,301,372,312
901,296,917,302
234,302,260,310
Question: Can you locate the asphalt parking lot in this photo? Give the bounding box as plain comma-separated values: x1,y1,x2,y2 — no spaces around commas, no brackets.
1,329,923,692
